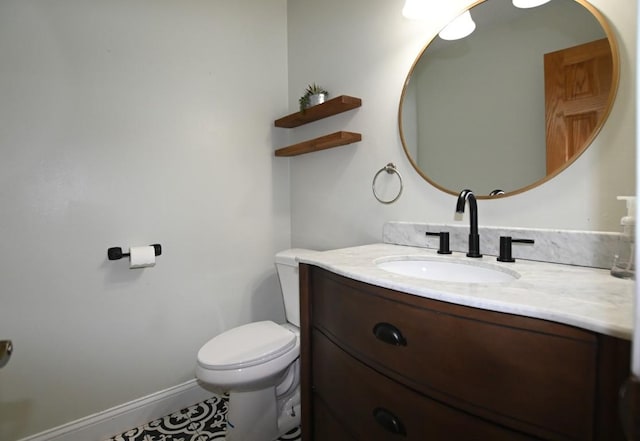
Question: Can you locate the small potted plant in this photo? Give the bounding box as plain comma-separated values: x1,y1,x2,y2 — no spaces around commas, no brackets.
299,83,329,111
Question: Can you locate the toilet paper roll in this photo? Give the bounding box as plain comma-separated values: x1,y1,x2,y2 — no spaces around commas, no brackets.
129,246,156,269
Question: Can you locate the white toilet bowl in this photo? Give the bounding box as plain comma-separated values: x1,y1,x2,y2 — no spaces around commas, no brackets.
196,321,300,390
195,249,313,441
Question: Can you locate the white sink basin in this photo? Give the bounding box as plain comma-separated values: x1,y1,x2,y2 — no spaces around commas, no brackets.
376,258,519,283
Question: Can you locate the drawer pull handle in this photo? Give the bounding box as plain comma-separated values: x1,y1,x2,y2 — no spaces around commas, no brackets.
373,407,407,436
373,322,407,346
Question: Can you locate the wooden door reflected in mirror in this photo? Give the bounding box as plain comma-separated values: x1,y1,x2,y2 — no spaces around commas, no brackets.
544,38,613,175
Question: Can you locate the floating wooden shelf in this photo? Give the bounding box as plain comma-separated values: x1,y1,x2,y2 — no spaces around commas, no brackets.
274,95,362,128
273,95,362,157
275,131,362,157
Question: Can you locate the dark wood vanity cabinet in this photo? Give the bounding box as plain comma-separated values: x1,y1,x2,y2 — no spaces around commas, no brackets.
299,264,631,441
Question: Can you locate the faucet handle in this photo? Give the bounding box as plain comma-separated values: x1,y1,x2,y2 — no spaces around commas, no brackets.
497,236,534,262
425,231,452,254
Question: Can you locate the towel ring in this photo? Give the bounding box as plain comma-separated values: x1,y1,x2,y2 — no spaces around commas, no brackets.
372,163,403,204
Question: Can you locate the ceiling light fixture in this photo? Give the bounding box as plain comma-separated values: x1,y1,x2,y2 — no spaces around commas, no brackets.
512,0,552,8
402,0,429,20
438,11,476,41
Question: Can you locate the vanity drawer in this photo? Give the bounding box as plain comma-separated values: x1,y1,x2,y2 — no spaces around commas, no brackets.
310,267,598,440
312,330,536,441
311,394,359,440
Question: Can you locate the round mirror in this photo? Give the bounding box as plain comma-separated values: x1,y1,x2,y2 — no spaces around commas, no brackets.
399,0,619,198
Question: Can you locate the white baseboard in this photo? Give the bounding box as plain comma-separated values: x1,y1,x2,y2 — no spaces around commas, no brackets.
18,379,217,441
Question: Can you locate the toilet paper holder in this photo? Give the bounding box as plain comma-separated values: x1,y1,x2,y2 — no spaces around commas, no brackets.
108,244,162,261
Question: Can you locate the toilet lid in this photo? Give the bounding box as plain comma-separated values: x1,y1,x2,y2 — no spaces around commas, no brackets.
197,321,297,370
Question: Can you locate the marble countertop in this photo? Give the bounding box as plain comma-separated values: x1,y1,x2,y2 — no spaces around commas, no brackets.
299,243,635,340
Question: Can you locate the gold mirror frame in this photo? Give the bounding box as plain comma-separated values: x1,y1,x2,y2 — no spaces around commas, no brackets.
398,0,620,199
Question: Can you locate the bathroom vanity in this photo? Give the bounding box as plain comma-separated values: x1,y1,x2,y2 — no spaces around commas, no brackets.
298,244,633,441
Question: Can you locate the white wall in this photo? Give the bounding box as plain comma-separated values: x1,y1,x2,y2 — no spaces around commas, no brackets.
0,1,289,439
287,0,636,251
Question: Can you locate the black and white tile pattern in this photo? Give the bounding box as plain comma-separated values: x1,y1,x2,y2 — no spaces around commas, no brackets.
105,394,301,441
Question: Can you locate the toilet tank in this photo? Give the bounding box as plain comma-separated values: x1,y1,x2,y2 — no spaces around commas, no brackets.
275,248,316,327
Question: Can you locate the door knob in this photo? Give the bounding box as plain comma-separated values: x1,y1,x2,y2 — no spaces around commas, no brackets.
0,340,13,368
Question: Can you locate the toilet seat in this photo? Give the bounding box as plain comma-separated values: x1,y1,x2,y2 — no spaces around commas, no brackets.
198,321,296,370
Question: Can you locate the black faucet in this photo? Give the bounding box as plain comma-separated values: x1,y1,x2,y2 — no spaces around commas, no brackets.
456,189,482,258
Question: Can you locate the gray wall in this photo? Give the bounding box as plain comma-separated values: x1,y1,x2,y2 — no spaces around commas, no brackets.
0,1,289,438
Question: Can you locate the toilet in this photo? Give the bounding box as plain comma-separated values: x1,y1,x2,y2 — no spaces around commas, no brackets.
196,249,314,441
